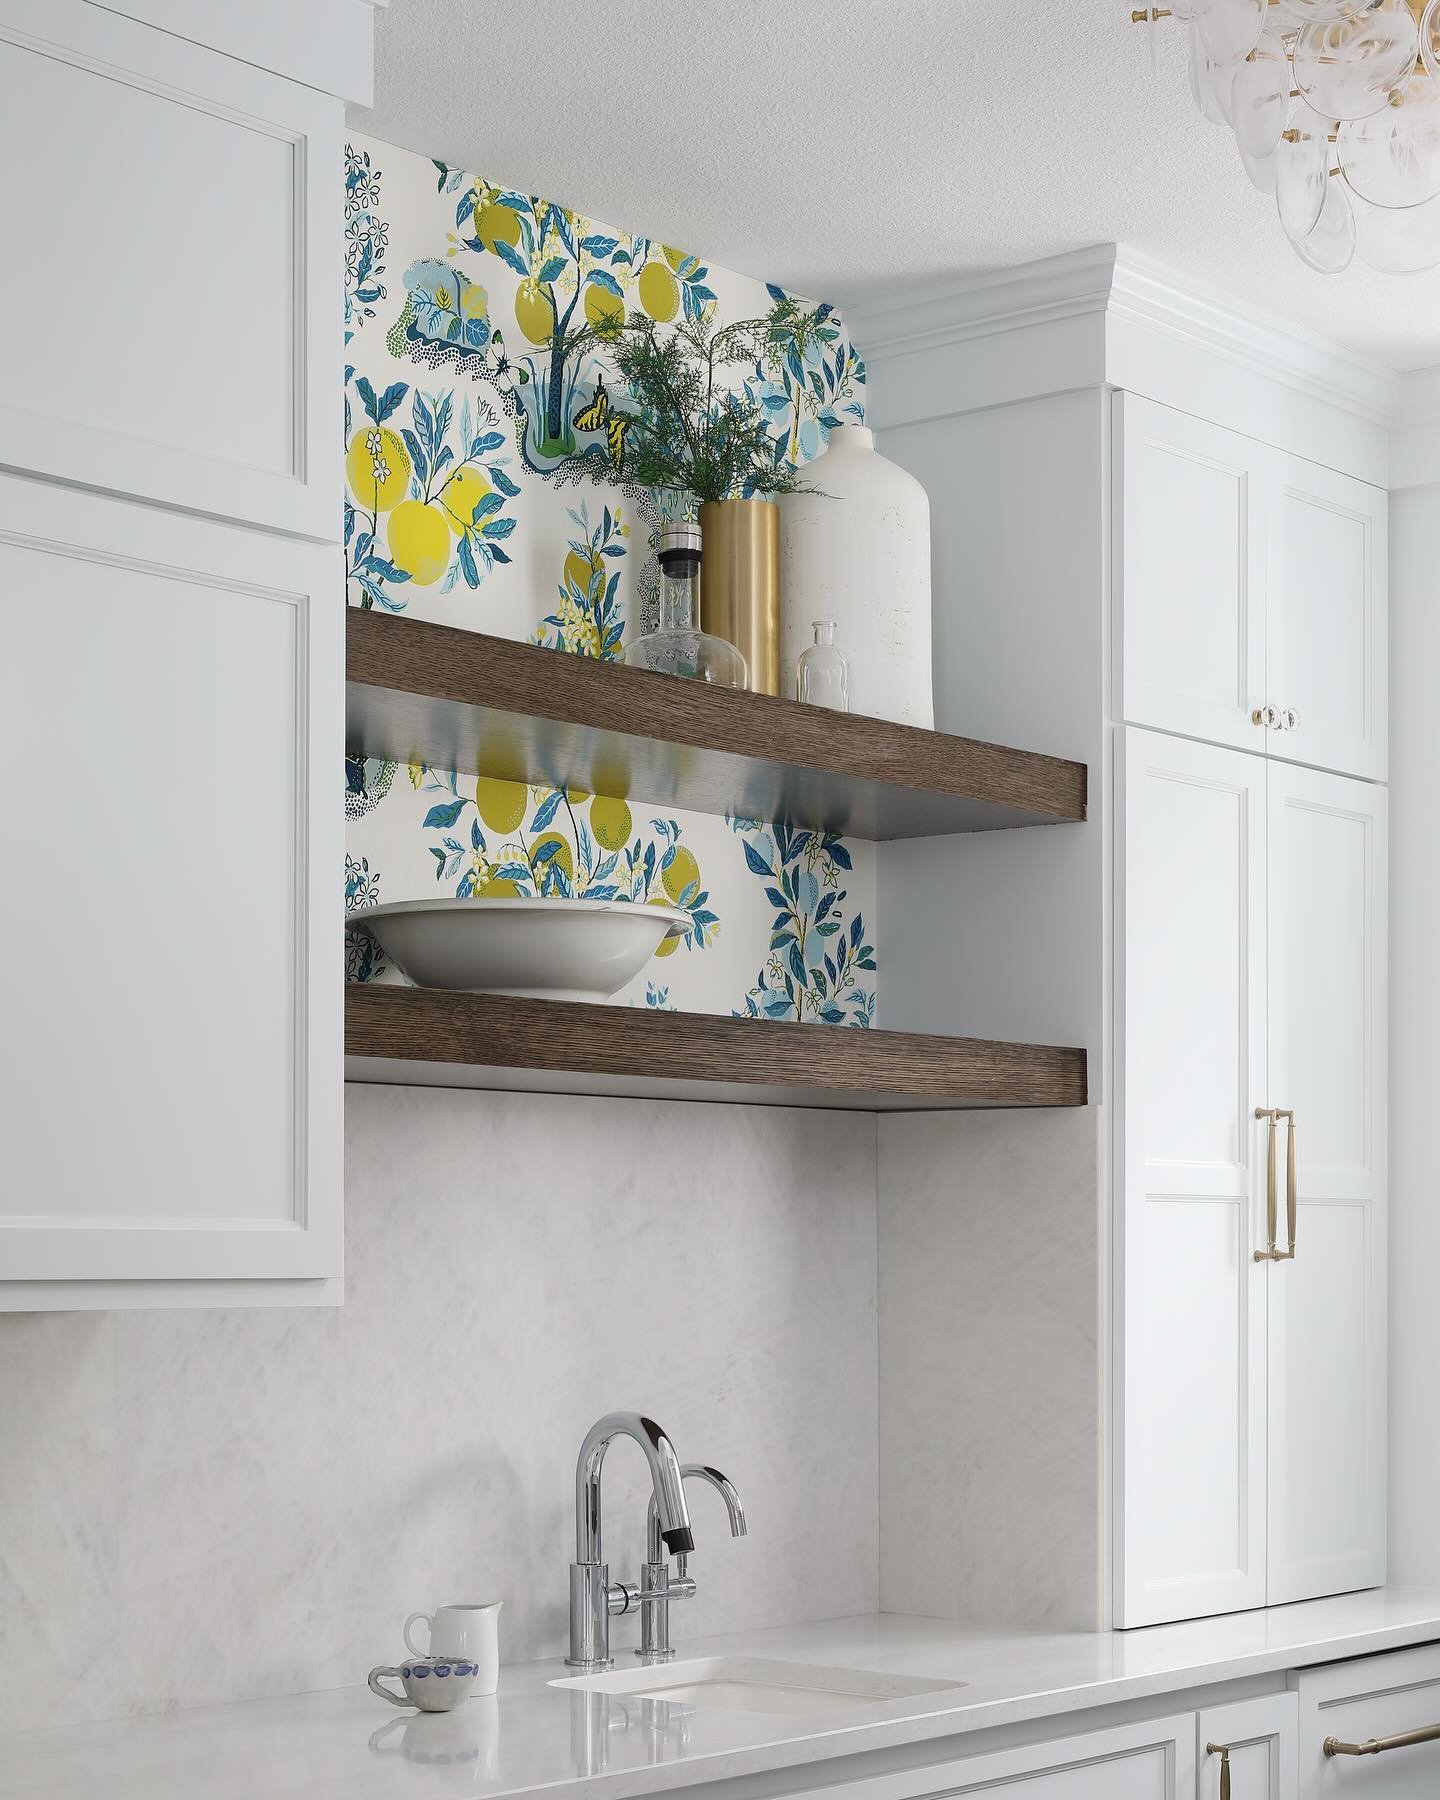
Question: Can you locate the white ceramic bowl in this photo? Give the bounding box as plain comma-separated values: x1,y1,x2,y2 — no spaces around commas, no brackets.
348,898,689,1001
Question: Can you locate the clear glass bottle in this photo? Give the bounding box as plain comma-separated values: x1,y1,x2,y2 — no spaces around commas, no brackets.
625,522,748,687
796,620,849,711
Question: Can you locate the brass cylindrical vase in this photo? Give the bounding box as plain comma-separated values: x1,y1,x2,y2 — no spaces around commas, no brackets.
698,498,780,695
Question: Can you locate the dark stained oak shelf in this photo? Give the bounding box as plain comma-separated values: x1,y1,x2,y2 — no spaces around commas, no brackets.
345,986,1089,1113
346,610,1087,839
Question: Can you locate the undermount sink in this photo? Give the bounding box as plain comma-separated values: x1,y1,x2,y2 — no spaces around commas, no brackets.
552,1656,967,1718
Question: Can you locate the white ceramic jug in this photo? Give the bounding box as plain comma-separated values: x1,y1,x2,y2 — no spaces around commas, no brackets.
403,1601,503,1694
778,425,933,728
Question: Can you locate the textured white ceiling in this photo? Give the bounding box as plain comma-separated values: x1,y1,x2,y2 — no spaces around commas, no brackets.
350,0,1440,372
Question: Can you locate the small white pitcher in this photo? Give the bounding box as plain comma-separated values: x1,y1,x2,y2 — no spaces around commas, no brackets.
403,1601,503,1694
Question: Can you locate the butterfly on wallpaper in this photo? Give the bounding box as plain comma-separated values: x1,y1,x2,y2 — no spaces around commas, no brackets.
573,374,632,473
572,374,611,434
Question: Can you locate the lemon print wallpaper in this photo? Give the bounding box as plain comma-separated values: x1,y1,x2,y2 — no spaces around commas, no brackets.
343,133,877,1023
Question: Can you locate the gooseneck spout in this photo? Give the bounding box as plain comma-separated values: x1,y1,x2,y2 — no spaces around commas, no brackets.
575,1411,694,1564
567,1411,694,1669
645,1464,747,1564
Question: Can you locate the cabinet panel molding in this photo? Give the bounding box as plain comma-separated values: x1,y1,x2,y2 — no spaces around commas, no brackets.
0,474,341,1291
1116,393,1267,756
1294,1644,1440,1798
0,0,339,540
1197,1692,1298,1800
784,1714,1195,1800
1265,765,1387,1603
1115,729,1269,1627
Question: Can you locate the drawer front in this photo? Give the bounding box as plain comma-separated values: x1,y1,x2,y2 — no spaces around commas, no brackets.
798,1715,1195,1800
1198,1693,1298,1800
1295,1643,1440,1798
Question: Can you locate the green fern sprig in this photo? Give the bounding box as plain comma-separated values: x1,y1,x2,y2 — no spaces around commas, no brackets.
558,307,819,506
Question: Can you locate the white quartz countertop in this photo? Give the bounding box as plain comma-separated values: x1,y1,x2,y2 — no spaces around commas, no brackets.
7,1590,1440,1800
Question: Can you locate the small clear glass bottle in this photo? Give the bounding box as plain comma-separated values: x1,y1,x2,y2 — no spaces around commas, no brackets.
625,522,748,687
796,620,849,711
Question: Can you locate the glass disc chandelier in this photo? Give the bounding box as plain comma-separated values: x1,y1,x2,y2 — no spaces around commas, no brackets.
1134,0,1440,272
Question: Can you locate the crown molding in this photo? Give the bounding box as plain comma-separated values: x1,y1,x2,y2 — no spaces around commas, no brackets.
94,0,387,100
1390,362,1440,488
843,245,1120,360
845,243,1403,437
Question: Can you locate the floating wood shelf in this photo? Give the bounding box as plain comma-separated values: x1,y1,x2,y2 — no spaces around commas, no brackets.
346,610,1086,840
345,986,1088,1113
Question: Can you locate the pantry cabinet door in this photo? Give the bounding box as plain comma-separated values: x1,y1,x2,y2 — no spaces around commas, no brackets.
1265,762,1386,1604
1115,393,1269,755
1265,457,1386,783
0,475,342,1292
1115,728,1269,1627
1196,1693,1298,1800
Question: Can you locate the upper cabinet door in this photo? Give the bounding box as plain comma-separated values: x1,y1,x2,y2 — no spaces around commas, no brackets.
1265,455,1387,783
1115,728,1269,1628
0,474,341,1299
1265,762,1387,1605
0,0,340,541
1116,393,1269,755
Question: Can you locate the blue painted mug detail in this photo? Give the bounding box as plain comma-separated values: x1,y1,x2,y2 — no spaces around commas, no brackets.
369,1657,479,1711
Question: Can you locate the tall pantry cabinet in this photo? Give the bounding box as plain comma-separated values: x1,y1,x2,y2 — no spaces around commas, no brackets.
0,0,385,1309
858,248,1391,1629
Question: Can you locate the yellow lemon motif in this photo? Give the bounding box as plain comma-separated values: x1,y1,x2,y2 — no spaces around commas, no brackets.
474,200,522,254
346,427,410,513
387,500,450,586
566,787,590,805
590,797,632,852
439,465,492,536
529,831,574,884
638,260,679,323
583,281,624,332
476,875,523,898
515,277,555,344
649,892,683,956
475,776,527,834
661,845,700,904
662,245,692,273
563,546,600,596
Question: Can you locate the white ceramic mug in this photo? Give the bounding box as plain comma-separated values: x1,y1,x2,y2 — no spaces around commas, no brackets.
368,1657,478,1712
403,1601,502,1693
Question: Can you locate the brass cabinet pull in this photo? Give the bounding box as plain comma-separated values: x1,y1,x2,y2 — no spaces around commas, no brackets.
1324,1723,1440,1756
1206,1742,1232,1800
1253,1108,1297,1262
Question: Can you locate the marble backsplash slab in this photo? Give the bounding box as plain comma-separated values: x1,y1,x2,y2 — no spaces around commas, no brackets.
0,1086,879,1731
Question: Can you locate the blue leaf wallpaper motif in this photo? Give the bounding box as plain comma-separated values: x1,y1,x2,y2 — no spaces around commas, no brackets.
342,133,875,1023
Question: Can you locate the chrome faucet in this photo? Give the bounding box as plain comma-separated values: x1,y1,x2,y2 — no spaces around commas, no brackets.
638,1464,747,1661
567,1412,694,1669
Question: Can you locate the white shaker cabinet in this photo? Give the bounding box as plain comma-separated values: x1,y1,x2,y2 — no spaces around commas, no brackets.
1196,1694,1299,1800
1294,1644,1440,1798
0,0,342,540
1117,730,1269,1627
1265,761,1387,1606
799,1715,1195,1800
1117,397,1268,758
0,0,381,1307
0,477,342,1303
1116,395,1387,782
1117,728,1387,1625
